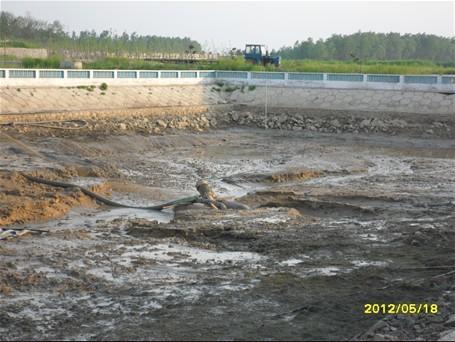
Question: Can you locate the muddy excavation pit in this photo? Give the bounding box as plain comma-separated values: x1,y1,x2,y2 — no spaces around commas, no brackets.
1,127,455,340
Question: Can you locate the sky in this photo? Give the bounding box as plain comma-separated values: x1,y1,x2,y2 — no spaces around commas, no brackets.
2,1,454,52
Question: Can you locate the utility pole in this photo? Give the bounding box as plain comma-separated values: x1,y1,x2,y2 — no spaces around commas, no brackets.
264,77,268,129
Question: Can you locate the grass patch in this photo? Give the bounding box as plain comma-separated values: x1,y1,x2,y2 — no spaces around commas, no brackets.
248,85,256,91
0,54,21,68
13,55,455,75
22,56,60,68
1,40,40,48
224,85,240,93
212,81,240,93
76,85,96,91
279,59,454,74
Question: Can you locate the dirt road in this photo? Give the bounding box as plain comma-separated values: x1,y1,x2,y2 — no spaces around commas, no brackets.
1,127,454,340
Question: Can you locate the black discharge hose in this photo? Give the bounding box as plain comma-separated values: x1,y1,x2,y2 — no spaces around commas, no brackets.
22,174,200,211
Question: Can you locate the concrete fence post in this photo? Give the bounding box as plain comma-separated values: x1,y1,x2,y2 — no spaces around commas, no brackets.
437,75,442,84
89,70,93,79
399,75,404,84
63,70,68,79
247,72,252,80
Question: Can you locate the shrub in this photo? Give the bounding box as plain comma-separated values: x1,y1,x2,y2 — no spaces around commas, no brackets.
224,85,239,92
99,83,108,91
22,56,60,68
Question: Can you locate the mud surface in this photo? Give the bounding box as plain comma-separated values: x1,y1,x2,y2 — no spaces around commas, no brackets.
1,127,455,340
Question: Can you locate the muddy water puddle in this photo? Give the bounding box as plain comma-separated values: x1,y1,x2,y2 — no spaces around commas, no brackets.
1,128,455,340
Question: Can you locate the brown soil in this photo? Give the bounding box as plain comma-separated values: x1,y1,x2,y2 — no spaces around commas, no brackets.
0,169,111,225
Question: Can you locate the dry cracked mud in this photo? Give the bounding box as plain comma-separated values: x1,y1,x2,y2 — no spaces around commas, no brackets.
1,126,454,340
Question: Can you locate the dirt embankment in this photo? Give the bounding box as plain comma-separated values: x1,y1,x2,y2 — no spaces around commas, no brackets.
0,168,111,226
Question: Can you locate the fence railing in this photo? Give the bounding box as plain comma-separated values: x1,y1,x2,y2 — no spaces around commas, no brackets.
1,69,454,88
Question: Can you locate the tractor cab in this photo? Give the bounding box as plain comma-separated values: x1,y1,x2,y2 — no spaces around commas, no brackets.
244,44,281,67
245,44,266,56
244,44,266,63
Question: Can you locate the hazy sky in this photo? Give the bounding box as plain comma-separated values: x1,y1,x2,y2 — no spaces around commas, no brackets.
2,1,454,51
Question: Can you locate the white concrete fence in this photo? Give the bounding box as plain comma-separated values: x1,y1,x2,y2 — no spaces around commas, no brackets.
1,68,454,93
